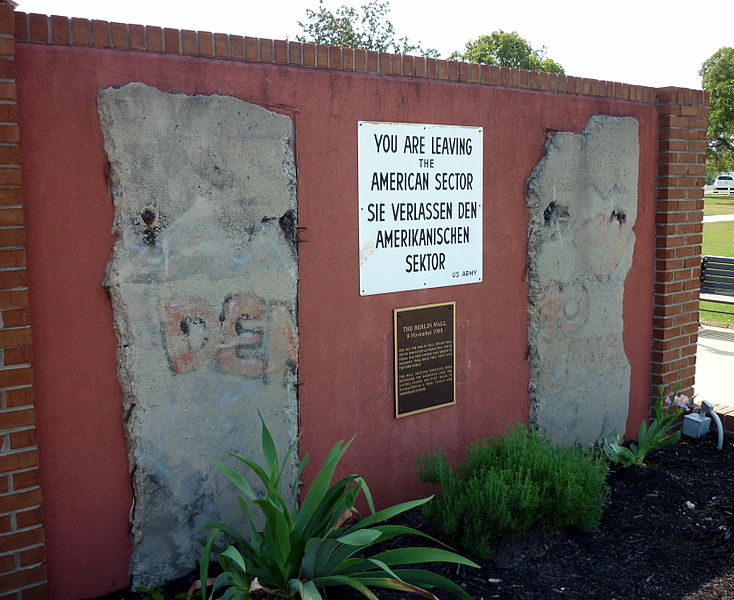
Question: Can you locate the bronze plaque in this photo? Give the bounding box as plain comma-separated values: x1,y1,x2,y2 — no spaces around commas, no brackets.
394,302,456,418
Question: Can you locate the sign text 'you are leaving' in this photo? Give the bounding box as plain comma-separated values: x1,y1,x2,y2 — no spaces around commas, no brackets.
358,122,483,295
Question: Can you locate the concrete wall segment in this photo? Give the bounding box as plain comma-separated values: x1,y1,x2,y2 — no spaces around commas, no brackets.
98,83,299,585
526,115,640,444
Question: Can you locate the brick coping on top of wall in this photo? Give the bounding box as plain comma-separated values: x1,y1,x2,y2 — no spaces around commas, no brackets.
1,7,711,600
14,10,703,106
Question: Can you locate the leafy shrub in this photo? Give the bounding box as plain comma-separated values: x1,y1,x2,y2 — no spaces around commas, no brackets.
200,416,478,599
417,424,609,558
134,586,190,600
134,586,165,600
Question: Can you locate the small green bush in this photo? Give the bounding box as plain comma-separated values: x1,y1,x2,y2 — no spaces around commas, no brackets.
417,424,610,558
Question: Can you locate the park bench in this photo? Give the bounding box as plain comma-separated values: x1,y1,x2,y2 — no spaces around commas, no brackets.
700,255,734,305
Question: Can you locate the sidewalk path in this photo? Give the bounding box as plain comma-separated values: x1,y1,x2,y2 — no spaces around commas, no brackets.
696,325,734,407
703,214,734,223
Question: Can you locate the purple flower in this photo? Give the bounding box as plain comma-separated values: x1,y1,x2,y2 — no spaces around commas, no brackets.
673,394,690,410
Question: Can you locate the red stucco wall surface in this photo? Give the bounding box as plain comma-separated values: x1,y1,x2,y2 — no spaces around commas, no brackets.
16,44,656,598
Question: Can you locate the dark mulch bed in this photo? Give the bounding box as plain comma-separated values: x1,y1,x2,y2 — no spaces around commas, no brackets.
92,435,734,600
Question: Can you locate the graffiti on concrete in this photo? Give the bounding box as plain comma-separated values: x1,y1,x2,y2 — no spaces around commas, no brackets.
526,115,639,445
98,83,298,585
162,295,297,379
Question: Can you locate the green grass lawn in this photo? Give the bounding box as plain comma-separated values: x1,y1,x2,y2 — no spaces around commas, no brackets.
700,219,734,328
703,220,734,256
704,194,734,216
699,300,734,327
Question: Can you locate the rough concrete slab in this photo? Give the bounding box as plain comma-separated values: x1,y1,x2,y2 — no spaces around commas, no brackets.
526,115,639,445
98,83,298,585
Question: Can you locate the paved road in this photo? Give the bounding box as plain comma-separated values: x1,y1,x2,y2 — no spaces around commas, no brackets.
703,214,734,223
696,325,734,407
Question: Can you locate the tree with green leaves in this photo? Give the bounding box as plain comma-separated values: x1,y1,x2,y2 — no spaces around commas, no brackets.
700,47,734,175
297,0,438,57
450,30,564,73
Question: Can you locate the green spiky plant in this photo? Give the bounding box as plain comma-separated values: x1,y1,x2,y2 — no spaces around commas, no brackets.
601,384,693,467
199,417,478,600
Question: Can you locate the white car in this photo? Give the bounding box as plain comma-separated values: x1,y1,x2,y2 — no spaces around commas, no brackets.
712,175,734,194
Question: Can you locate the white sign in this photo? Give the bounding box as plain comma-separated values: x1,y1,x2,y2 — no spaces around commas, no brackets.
358,121,483,296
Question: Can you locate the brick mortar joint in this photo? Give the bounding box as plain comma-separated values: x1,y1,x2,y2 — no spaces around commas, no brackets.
652,294,700,300
657,130,708,135
0,507,43,521
0,542,45,552
657,101,709,108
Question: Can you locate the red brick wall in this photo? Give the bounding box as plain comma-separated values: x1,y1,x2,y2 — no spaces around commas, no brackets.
652,87,708,398
4,7,707,599
0,4,46,600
